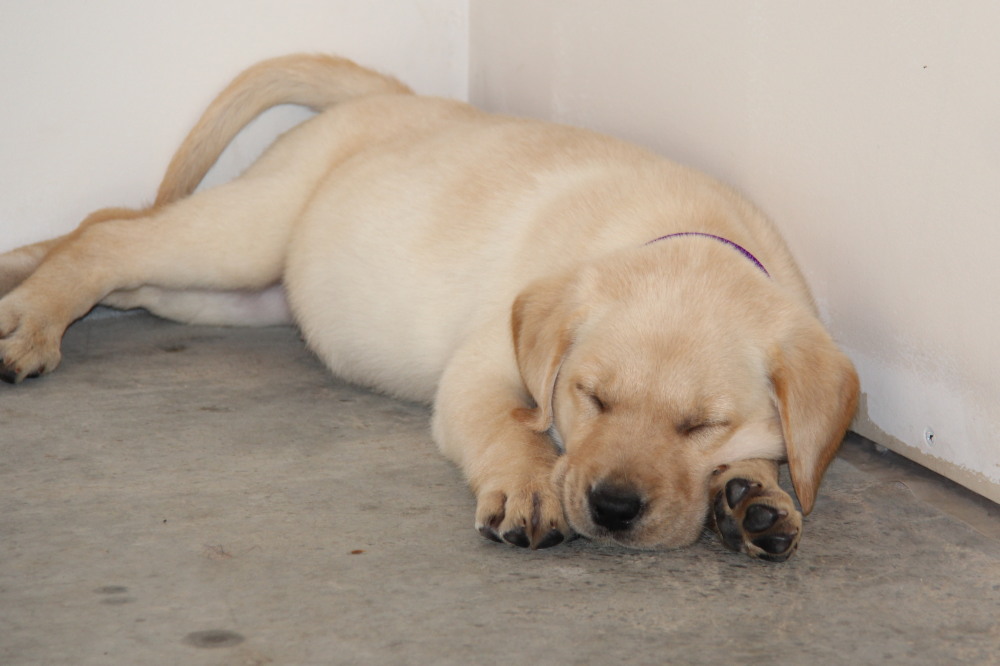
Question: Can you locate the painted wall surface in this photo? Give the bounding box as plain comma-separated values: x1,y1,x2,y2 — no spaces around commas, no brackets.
0,0,468,251
470,1,1000,500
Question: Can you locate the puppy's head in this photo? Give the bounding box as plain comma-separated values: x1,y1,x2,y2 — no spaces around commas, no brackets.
512,246,858,548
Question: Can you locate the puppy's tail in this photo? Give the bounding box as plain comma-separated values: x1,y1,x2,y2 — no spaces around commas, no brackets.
154,54,412,206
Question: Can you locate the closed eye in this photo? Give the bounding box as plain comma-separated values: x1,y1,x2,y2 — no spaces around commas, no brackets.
576,383,609,413
677,418,730,437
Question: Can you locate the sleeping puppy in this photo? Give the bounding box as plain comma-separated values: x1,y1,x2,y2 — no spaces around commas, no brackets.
0,55,858,561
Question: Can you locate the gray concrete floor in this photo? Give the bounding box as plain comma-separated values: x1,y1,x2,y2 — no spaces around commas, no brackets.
2,313,998,665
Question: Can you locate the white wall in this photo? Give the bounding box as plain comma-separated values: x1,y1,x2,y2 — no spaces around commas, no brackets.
0,0,468,250
2,1,997,500
470,1,1000,500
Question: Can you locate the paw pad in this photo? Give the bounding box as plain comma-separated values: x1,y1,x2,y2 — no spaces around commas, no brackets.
744,504,783,532
711,475,801,562
725,478,751,507
752,533,797,556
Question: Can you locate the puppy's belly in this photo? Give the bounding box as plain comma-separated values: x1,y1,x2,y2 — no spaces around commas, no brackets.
280,134,537,401
284,237,491,404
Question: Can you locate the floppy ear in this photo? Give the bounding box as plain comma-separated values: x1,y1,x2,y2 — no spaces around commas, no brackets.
510,273,586,433
771,317,860,514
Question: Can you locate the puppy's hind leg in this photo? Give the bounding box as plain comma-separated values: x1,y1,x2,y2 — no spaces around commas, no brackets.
0,207,147,297
0,238,61,298
0,176,301,382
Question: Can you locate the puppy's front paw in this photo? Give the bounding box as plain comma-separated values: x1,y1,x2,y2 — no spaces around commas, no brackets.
710,474,802,562
0,296,63,383
475,476,571,550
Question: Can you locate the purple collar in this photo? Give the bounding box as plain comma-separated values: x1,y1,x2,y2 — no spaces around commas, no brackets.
646,232,770,277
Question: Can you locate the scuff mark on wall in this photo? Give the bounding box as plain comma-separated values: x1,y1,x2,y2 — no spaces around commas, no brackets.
853,392,999,504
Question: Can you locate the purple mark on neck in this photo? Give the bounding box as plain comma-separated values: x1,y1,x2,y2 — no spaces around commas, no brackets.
646,232,770,278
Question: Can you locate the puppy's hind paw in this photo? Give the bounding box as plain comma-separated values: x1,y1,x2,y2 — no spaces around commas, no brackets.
0,299,63,384
710,475,802,562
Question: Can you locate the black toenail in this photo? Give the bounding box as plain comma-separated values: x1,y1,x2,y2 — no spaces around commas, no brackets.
536,529,564,549
752,533,796,555
725,478,751,508
502,527,530,548
744,504,780,532
478,525,502,543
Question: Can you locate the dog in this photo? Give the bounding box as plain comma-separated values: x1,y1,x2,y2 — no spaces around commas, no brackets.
0,55,858,560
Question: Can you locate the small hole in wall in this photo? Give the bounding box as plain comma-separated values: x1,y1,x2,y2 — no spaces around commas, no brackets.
924,427,935,447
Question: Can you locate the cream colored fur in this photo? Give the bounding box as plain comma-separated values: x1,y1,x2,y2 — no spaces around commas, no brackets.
0,55,858,557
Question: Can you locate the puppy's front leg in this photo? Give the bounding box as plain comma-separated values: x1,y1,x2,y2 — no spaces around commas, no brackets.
433,341,570,550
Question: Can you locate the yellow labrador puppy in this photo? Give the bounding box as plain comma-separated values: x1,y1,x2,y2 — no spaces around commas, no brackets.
0,55,858,560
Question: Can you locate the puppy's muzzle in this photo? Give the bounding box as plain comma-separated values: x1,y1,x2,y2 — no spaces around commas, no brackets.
588,481,645,532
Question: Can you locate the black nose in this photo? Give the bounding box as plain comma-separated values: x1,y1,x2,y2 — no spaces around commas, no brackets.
589,482,644,532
